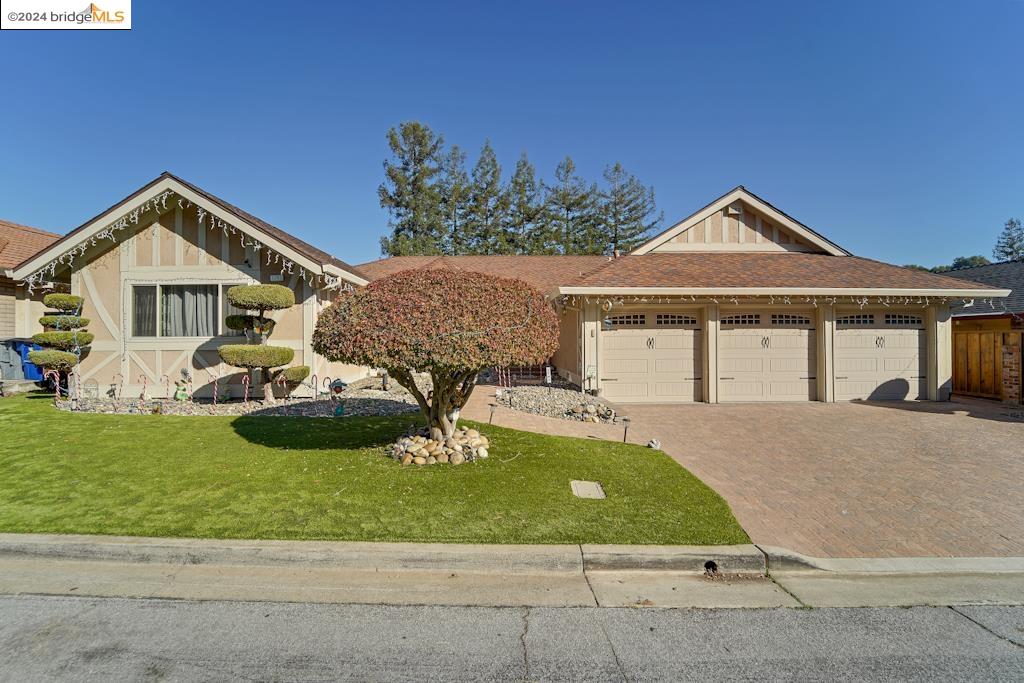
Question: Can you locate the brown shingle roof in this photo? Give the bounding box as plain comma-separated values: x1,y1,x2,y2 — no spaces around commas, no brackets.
356,255,613,292
568,253,1001,291
14,172,367,282
0,218,61,270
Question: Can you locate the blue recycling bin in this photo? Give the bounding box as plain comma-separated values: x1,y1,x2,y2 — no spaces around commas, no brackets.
13,341,44,381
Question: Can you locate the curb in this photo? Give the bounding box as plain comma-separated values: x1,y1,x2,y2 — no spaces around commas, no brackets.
759,545,1024,575
0,534,768,576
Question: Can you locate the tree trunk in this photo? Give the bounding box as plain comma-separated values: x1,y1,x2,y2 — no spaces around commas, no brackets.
261,367,276,405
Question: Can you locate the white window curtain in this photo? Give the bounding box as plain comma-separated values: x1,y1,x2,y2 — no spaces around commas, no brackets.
161,285,219,337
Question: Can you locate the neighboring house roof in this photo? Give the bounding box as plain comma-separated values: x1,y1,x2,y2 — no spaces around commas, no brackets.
630,186,850,257
12,172,367,284
945,261,1024,315
0,218,61,271
356,255,613,292
563,253,1001,295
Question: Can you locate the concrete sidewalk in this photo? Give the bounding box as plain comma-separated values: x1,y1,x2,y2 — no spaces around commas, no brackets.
1,534,1022,609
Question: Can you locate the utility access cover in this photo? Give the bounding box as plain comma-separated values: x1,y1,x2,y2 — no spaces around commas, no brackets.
570,480,606,499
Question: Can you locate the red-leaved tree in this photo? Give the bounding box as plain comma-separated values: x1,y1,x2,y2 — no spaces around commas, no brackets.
312,269,560,440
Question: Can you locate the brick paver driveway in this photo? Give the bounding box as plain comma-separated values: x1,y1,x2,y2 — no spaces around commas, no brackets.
624,400,1024,558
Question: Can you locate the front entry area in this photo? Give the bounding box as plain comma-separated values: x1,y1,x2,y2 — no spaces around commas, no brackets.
718,311,817,402
598,310,702,403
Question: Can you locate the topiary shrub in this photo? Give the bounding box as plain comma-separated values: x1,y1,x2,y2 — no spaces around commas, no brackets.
218,345,294,369
217,283,295,404
32,331,95,350
26,349,78,373
42,293,84,312
272,365,310,384
39,315,90,330
28,294,91,394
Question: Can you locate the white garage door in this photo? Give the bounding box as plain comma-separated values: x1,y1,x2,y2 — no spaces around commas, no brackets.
719,312,817,402
834,311,926,400
599,311,702,403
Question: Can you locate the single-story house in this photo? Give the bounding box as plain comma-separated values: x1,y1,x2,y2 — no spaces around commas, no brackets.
359,187,1009,403
946,261,1023,403
5,175,1010,403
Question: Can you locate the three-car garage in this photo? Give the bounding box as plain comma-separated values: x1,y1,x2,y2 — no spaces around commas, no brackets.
596,306,931,403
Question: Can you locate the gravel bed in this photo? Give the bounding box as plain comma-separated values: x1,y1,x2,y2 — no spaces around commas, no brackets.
495,385,618,423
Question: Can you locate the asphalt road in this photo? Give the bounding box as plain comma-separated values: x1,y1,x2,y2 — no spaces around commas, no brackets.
0,595,1022,681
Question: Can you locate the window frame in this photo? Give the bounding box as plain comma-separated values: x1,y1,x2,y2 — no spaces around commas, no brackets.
129,281,250,340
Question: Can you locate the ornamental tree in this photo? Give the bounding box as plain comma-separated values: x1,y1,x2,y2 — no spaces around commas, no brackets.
312,269,560,440
217,284,295,404
29,293,92,382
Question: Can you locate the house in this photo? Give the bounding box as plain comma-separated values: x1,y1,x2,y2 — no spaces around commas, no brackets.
1,219,61,380
6,177,1010,403
946,261,1023,403
8,173,369,399
359,187,1009,403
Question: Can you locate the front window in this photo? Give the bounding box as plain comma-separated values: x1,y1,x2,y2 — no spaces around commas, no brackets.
132,283,247,338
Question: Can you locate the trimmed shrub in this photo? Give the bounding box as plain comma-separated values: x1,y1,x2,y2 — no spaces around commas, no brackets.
226,284,294,312
224,314,276,336
39,315,90,330
224,315,249,331
218,344,294,369
272,365,311,384
42,293,84,312
27,349,78,372
32,331,95,350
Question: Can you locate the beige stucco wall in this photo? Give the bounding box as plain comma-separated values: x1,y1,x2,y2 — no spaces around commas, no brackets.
551,307,581,383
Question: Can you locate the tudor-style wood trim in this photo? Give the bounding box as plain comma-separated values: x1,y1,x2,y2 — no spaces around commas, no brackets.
631,187,850,256
174,207,184,266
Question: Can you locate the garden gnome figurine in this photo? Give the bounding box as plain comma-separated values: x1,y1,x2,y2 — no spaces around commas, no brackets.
173,380,189,401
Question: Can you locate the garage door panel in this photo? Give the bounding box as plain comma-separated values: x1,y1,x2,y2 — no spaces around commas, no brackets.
770,357,814,373
654,358,697,373
721,357,763,373
769,381,816,400
604,335,648,351
604,358,648,374
603,382,650,400
834,314,925,401
654,381,700,400
720,380,764,400
719,314,815,402
600,312,702,403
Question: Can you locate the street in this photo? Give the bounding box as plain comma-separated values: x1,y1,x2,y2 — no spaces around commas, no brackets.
1,595,1021,681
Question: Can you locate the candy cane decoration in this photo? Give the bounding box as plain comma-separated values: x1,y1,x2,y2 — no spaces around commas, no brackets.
241,374,250,404
44,370,61,402
275,374,289,402
161,374,170,400
205,368,220,408
310,374,318,398
139,375,148,400
112,373,124,402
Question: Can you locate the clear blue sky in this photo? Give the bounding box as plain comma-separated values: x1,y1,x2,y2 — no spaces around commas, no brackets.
1,0,1021,267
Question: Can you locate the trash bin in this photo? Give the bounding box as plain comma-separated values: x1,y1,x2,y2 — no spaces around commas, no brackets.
13,340,43,381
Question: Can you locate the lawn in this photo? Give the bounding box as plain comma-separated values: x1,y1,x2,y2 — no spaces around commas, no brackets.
0,393,748,545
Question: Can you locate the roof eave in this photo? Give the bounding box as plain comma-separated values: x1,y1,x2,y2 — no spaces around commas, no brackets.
557,286,1012,298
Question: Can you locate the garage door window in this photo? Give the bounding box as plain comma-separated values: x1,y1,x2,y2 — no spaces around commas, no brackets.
770,313,811,326
603,313,645,330
656,313,697,327
837,314,875,325
721,314,760,326
885,313,922,326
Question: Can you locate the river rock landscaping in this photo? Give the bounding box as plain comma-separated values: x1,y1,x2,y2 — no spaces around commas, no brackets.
495,385,618,423
388,426,490,465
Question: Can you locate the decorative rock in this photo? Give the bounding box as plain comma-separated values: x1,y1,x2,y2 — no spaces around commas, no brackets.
426,456,436,465
647,439,661,449
436,453,449,464
413,456,427,465
476,447,488,459
585,404,597,414
465,429,480,438
450,452,465,465
401,454,413,466
571,405,584,414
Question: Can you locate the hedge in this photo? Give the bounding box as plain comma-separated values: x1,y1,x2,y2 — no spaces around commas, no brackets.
27,349,78,372
32,331,95,350
226,284,294,312
39,315,90,330
218,344,294,369
272,365,310,384
42,293,84,312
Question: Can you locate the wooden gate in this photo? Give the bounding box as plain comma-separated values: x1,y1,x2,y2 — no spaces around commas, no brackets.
953,331,1004,399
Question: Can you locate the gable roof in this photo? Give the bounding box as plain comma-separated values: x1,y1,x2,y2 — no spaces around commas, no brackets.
945,261,1024,315
0,218,61,271
11,172,367,284
630,186,850,256
559,252,1005,296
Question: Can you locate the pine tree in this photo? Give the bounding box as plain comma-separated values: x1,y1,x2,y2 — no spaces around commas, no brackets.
541,157,599,254
437,145,471,255
601,162,663,255
464,141,510,254
378,121,444,256
993,218,1024,262
505,153,544,254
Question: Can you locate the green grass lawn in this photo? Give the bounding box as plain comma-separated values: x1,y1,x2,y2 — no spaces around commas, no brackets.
0,392,748,545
